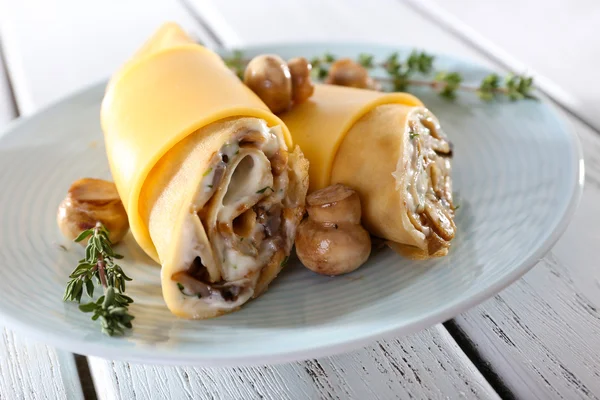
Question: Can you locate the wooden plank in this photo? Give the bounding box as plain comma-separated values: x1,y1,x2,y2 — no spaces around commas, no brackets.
0,40,15,126
0,329,84,400
185,0,495,64
0,2,214,399
0,0,217,115
0,29,83,400
88,326,499,400
450,116,600,399
403,0,600,131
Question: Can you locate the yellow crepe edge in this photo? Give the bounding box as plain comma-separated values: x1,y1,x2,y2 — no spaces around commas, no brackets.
121,108,290,263
101,23,293,262
319,91,423,189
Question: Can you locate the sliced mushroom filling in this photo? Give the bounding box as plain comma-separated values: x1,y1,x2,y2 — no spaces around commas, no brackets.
172,119,291,305
403,109,456,254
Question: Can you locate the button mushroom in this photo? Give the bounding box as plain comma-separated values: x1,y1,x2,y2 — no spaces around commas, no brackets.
243,54,293,114
295,184,371,276
57,178,129,245
325,58,380,90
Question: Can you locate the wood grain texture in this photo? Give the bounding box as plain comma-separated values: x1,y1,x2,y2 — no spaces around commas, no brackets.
403,0,600,131
451,116,600,399
0,28,84,400
0,0,218,115
0,329,84,400
0,38,15,126
89,326,499,400
186,0,493,65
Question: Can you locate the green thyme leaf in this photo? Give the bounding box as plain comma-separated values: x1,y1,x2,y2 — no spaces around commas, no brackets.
74,228,94,243
85,279,94,298
358,53,374,69
79,302,97,313
435,71,463,100
256,186,274,194
64,223,135,337
323,52,336,62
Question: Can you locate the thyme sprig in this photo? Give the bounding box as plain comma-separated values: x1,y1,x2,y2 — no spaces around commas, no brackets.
63,222,134,336
225,50,535,101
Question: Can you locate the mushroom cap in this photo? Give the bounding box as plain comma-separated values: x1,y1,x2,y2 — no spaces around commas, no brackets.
243,54,292,114
295,219,371,276
56,178,129,245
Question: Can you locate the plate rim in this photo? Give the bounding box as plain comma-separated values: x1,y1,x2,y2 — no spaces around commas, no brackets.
0,42,585,366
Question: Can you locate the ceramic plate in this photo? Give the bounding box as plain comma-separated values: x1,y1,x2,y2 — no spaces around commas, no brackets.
0,43,583,366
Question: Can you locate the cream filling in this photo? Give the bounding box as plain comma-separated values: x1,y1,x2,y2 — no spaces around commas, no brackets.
172,119,290,312
393,108,454,246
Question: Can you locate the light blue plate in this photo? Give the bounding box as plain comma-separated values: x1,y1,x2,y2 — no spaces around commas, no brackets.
0,43,583,366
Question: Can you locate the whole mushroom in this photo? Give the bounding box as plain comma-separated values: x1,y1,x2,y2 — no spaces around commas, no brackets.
57,178,129,245
243,54,292,114
325,58,380,90
295,184,371,276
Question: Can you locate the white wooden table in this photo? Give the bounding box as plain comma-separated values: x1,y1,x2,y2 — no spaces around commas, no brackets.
1,1,599,398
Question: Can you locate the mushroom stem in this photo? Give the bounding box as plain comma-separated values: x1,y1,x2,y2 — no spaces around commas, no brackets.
295,184,371,276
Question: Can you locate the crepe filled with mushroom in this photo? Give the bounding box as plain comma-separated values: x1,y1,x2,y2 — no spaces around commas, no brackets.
101,23,309,319
280,84,455,258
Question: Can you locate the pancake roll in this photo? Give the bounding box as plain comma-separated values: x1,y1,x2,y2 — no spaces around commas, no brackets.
101,23,308,318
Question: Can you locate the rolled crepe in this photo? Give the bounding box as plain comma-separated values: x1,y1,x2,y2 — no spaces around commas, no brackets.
280,84,455,258
101,23,308,319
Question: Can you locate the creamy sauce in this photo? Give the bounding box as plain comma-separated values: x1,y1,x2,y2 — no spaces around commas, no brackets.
395,109,454,245
174,118,290,310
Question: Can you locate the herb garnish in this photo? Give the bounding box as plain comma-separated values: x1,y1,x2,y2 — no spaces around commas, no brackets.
203,167,213,177
224,51,535,102
280,256,289,268
63,223,134,336
256,186,274,194
177,282,203,298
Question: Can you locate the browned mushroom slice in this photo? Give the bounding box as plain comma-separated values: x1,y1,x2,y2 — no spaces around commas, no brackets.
402,108,456,257
243,55,293,114
57,178,129,245
153,117,308,319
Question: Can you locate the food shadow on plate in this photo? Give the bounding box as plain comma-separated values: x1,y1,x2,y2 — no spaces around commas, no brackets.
167,200,483,331
101,150,482,340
